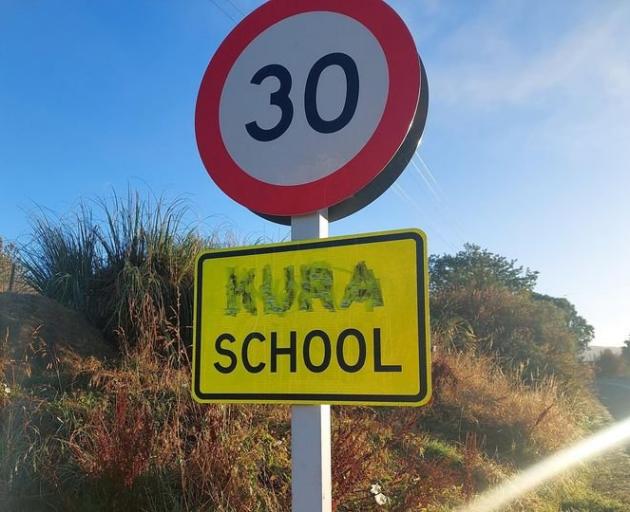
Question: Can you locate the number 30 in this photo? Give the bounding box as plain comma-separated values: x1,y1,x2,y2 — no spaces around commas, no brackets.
245,52,360,142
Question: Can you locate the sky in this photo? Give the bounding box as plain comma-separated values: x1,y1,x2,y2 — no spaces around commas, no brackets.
1,0,629,346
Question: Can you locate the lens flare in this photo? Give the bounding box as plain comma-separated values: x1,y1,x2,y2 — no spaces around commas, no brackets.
457,415,630,512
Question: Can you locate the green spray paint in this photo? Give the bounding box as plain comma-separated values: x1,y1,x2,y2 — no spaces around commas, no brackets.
262,265,296,314
225,268,257,316
299,262,335,311
340,261,384,310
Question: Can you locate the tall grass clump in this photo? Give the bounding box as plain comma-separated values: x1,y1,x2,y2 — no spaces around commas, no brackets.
19,206,100,312
20,190,224,354
93,192,204,353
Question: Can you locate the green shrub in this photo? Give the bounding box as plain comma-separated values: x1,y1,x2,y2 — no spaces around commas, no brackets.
431,285,589,386
430,245,593,385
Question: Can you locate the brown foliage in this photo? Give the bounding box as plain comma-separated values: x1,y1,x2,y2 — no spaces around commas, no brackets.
429,351,582,461
70,388,154,489
332,410,377,510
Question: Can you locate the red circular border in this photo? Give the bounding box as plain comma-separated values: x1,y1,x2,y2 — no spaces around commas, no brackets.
195,0,421,216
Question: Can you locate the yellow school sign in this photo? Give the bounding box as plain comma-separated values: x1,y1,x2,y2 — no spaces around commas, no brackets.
192,229,431,406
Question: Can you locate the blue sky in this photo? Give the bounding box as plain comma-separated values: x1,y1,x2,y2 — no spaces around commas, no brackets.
1,0,629,346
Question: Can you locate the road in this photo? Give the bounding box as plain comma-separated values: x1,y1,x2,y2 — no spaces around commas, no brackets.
597,378,630,420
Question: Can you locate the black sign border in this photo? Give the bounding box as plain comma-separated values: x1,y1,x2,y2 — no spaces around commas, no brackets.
193,230,430,405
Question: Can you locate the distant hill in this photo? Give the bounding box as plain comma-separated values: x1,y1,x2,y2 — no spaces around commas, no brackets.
584,345,623,362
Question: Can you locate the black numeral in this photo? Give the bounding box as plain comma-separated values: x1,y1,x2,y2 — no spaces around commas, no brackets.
305,53,359,134
246,53,360,142
245,64,294,142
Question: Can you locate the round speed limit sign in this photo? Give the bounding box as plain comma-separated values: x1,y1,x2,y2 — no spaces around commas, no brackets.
195,0,428,222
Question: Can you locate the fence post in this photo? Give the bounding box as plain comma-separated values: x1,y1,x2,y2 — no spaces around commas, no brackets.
8,262,16,292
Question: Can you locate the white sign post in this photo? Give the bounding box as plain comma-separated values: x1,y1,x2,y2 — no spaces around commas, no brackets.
291,210,331,512
194,1,429,510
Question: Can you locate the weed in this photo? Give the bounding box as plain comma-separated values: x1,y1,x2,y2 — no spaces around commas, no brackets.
332,410,377,510
70,388,154,489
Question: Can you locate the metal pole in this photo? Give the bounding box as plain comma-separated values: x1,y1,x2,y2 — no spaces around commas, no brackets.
291,210,332,512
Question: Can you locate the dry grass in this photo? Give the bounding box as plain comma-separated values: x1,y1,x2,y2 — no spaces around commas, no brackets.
0,322,624,511
0,321,510,510
432,351,584,461
0,288,615,511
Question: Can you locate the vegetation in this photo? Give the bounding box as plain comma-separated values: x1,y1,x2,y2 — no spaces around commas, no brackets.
594,343,630,378
595,350,628,378
0,238,29,293
18,191,237,353
593,334,630,378
429,243,539,293
1,192,628,511
430,244,593,384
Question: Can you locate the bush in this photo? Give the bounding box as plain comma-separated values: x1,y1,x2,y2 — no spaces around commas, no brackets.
431,285,587,385
430,245,593,384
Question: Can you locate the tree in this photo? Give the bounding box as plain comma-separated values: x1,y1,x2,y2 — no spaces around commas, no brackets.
431,284,584,383
429,243,538,293
429,244,592,383
595,349,625,377
533,294,594,354
623,335,630,363
0,237,19,292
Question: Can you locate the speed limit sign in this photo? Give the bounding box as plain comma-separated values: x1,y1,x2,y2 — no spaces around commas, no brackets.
195,0,428,222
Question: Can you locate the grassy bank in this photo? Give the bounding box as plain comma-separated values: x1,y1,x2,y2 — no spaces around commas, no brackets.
1,192,628,511
1,309,625,511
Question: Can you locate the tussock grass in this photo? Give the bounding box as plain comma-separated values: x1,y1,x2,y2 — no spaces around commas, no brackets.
19,191,233,355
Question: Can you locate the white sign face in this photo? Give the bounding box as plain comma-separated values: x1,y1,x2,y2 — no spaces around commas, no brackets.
195,0,424,218
219,12,389,186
